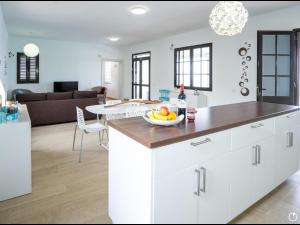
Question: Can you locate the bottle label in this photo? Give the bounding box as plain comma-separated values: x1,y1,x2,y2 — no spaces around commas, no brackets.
178,100,187,109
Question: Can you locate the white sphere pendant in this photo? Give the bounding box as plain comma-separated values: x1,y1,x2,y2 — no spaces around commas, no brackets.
209,1,248,36
24,43,40,57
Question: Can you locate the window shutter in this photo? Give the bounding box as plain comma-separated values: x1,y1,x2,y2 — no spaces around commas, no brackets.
17,53,39,84
29,57,37,81
19,54,27,82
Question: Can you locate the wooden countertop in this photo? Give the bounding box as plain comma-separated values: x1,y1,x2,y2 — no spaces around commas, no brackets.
108,102,300,149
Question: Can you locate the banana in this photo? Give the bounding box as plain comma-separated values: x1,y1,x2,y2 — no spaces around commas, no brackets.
153,111,169,121
149,111,177,121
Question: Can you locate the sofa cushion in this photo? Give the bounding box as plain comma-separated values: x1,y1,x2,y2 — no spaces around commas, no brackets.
73,91,97,99
92,86,106,94
100,87,106,94
17,93,46,103
47,92,73,100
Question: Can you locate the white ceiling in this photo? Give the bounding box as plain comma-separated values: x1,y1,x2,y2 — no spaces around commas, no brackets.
2,1,300,46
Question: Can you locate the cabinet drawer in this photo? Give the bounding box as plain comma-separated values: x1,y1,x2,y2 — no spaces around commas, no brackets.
154,131,231,179
231,118,274,151
275,112,300,133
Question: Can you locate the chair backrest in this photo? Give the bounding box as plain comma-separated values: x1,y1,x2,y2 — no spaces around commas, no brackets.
76,107,86,131
11,89,33,101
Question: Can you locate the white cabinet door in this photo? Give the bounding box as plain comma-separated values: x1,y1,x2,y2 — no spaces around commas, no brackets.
197,154,231,224
153,165,199,224
275,127,299,185
274,113,300,185
253,138,276,202
229,146,256,220
296,126,300,171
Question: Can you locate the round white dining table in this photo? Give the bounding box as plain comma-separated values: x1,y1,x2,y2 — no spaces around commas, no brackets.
85,103,163,150
85,103,166,119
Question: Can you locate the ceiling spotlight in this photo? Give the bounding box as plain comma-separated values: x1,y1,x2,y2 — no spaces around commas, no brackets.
108,37,120,42
130,6,148,15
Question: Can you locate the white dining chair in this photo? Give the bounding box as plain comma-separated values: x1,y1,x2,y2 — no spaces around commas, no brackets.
73,107,107,163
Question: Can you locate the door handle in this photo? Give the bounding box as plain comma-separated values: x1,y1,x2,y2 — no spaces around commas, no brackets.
287,132,294,148
257,145,261,165
194,169,201,196
252,146,258,166
200,167,207,193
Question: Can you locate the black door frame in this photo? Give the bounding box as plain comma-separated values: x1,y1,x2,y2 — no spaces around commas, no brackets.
293,29,300,106
257,30,298,105
132,52,151,100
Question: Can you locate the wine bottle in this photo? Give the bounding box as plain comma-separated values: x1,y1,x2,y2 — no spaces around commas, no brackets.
178,84,187,118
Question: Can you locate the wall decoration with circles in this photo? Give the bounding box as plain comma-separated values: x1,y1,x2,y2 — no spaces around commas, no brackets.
238,42,252,96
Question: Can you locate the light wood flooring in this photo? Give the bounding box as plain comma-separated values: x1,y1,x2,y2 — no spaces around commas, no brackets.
0,122,299,224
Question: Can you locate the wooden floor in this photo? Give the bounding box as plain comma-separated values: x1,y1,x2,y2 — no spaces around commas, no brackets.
0,122,299,224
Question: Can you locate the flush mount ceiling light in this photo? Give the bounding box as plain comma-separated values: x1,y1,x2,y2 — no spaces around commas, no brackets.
209,1,248,36
108,37,120,42
23,43,39,57
130,6,148,15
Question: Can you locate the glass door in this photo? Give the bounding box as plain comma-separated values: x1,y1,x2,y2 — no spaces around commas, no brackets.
132,52,151,100
257,31,297,105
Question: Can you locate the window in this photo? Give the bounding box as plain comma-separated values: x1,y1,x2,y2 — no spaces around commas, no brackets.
132,52,151,100
174,43,212,91
17,53,39,84
104,61,112,84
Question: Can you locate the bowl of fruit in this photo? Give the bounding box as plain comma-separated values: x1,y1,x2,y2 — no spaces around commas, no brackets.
143,106,185,126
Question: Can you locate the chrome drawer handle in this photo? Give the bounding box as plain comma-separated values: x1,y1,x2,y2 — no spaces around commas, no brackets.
252,146,258,166
251,123,264,129
287,132,294,148
257,145,261,165
191,138,211,147
200,167,207,193
194,169,201,196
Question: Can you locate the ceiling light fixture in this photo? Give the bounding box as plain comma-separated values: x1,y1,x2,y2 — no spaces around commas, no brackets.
23,43,40,57
209,1,248,36
108,37,120,42
130,6,148,15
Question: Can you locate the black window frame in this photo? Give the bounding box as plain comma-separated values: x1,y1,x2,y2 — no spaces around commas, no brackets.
132,51,151,100
17,52,39,84
174,43,213,91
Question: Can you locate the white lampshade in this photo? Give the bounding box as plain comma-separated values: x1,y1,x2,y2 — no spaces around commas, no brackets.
0,79,6,107
209,1,248,36
24,43,39,57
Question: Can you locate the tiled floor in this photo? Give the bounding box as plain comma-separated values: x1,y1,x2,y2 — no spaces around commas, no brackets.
0,122,299,224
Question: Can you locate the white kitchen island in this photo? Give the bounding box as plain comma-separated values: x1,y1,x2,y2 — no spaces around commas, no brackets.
108,102,300,224
0,105,32,202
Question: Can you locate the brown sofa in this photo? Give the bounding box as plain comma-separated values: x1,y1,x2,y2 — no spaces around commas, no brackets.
17,91,99,127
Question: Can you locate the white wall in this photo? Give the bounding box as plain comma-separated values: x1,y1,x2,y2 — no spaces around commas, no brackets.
0,5,8,93
7,36,123,95
122,6,300,107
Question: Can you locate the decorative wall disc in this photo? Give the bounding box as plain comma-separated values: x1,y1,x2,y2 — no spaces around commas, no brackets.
241,87,250,96
239,47,247,56
238,42,252,96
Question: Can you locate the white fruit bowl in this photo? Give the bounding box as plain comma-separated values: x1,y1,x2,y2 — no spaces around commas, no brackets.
143,111,185,126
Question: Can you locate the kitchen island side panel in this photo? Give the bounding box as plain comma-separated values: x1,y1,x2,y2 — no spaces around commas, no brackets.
109,128,154,224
